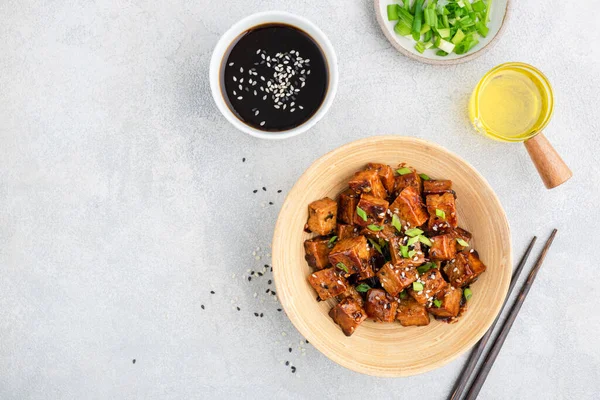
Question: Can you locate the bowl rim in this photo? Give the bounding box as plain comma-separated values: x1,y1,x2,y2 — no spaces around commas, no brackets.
272,135,512,376
373,0,512,65
209,11,339,140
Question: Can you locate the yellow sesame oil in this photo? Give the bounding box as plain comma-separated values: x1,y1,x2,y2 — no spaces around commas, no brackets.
469,63,554,142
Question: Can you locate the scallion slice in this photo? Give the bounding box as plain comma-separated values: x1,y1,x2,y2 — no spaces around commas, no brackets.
336,262,349,274
433,299,443,308
464,287,473,301
391,214,402,232
387,4,400,21
419,173,430,180
368,238,383,254
419,235,433,247
356,206,368,222
405,228,424,237
356,283,371,293
456,238,470,247
367,224,384,231
412,282,424,291
396,167,412,175
400,245,409,258
435,208,446,219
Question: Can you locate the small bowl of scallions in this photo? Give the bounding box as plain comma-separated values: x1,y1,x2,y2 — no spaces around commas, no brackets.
374,0,510,64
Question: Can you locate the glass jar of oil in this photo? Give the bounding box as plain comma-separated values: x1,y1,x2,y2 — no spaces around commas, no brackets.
469,62,554,142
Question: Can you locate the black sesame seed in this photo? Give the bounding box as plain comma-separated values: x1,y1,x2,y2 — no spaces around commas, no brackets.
242,158,246,162
251,271,255,275
248,277,252,281
288,348,292,353
271,291,276,295
210,291,215,294
305,340,309,344
291,366,296,373
257,272,263,276
277,308,282,312
254,312,259,317
266,289,270,293
262,187,266,191
268,280,272,285
260,313,264,317
264,264,269,268
277,190,282,193
237,307,241,311
132,359,136,364
253,189,258,193
270,267,273,272
201,305,205,309
269,202,273,205
285,361,289,366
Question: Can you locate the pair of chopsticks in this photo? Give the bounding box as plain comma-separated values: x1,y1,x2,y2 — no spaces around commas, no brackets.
449,229,558,400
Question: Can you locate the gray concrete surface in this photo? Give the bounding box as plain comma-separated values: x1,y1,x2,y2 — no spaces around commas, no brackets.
1,0,598,399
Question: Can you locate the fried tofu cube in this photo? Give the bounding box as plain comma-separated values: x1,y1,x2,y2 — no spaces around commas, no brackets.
307,267,348,300
408,269,448,305
426,192,458,232
358,263,375,280
329,298,367,336
427,287,463,318
443,250,487,288
337,189,359,225
353,194,389,228
394,167,422,197
377,262,419,296
304,236,332,270
451,227,472,251
365,288,398,322
305,197,337,235
360,223,398,243
348,170,387,199
396,296,430,326
429,234,458,261
389,186,429,228
328,236,370,276
389,238,426,266
368,244,386,272
336,224,358,240
366,163,395,193
423,180,455,195
337,285,364,307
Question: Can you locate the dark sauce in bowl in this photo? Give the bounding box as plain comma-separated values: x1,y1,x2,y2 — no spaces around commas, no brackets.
220,24,329,132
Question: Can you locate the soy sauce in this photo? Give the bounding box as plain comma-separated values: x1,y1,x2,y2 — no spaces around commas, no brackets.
221,24,329,132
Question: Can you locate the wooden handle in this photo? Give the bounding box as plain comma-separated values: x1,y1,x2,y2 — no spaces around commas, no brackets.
524,133,572,189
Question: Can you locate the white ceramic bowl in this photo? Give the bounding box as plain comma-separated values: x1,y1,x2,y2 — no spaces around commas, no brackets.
209,11,339,140
374,0,511,65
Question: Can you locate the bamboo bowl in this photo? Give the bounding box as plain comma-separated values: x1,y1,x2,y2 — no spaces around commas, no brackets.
272,136,512,376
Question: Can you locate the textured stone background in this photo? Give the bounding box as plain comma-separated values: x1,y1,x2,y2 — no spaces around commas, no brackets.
1,0,598,399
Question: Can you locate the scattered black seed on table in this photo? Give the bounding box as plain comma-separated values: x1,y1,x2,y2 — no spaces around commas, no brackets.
253,189,258,193
258,272,263,276
285,361,289,366
251,271,255,275
291,366,296,373
266,289,270,293
288,347,292,353
237,307,241,311
264,264,269,268
277,189,282,193
305,340,309,344
262,187,266,191
248,277,252,281
242,158,246,162
268,280,272,284
201,305,205,309
271,291,276,295
254,312,259,317
132,359,136,364
260,313,264,317
269,202,273,205
277,308,282,312
210,290,215,294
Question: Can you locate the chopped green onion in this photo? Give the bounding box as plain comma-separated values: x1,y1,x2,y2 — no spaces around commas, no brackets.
456,238,470,247
452,29,466,45
472,0,485,12
403,0,410,10
436,50,448,56
408,249,416,258
327,236,338,248
396,167,412,175
411,0,424,41
336,262,349,274
395,7,414,36
433,299,443,308
419,235,433,247
387,4,400,21
412,282,424,291
423,30,432,42
356,283,371,293
435,209,446,219
400,245,409,258
436,27,451,38
356,206,368,222
417,262,436,274
415,41,427,54
419,173,430,181
407,236,420,246
391,214,402,232
464,287,473,301
437,39,455,53
367,224,384,232
368,238,383,254
405,228,424,237
475,21,489,37
420,23,431,34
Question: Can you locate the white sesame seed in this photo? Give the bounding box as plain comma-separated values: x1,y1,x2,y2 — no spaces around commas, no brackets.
229,62,234,66
299,105,304,110
262,95,267,100
255,110,259,116
237,96,243,100
240,67,243,73
260,121,265,126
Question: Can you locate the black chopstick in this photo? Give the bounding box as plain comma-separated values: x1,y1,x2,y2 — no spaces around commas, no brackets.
447,236,538,400
464,229,558,400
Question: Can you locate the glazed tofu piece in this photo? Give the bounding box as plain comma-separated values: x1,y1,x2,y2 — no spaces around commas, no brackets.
389,237,426,266
337,285,364,307
329,298,367,336
450,227,473,251
429,234,458,261
305,197,337,235
365,288,398,322
396,296,430,326
336,224,358,240
358,263,375,280
427,286,463,318
377,262,419,296
394,167,422,197
353,194,389,228
389,186,429,228
307,267,348,300
426,192,458,232
348,169,387,199
360,223,398,243
366,163,395,193
423,180,455,195
443,250,487,288
328,236,370,276
304,236,332,270
408,269,448,305
337,189,359,225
